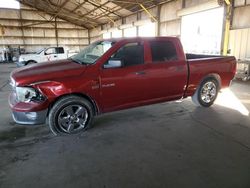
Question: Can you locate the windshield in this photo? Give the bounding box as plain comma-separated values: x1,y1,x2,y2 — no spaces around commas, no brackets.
36,48,45,54
69,41,115,64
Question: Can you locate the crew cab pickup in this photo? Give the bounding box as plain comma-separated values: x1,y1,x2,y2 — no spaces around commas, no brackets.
17,47,77,67
9,37,236,135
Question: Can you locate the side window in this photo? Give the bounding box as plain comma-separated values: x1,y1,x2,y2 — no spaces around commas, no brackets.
150,41,178,62
45,48,56,55
111,42,144,67
56,47,64,54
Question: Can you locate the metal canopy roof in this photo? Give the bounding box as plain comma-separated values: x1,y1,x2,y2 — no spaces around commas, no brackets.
18,0,168,29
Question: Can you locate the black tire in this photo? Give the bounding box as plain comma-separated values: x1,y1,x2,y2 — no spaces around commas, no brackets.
48,95,94,135
192,77,219,107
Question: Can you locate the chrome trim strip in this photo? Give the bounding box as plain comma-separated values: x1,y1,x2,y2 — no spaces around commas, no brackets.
29,80,52,86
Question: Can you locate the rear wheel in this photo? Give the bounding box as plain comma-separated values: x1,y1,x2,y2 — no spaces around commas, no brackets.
48,96,94,135
192,78,219,107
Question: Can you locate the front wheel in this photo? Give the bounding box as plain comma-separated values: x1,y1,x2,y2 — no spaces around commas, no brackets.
192,78,219,107
48,96,94,135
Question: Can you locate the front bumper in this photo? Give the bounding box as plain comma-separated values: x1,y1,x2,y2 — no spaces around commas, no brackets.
12,109,47,125
16,61,27,67
9,91,49,126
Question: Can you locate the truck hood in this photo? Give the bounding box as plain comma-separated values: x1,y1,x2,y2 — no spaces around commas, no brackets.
11,59,87,86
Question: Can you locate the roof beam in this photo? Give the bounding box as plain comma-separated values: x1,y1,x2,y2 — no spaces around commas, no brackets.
108,0,157,12
92,3,133,20
47,0,103,25
17,0,172,29
20,0,95,28
71,0,87,12
86,0,123,18
18,0,91,28
53,0,71,18
98,0,172,27
79,1,109,17
0,17,65,23
139,3,157,22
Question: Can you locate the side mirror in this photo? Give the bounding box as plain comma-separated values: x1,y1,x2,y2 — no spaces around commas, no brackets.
104,59,123,69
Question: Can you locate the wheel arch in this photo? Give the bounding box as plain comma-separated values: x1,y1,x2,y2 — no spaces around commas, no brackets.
200,73,222,89
191,73,221,107
27,60,38,64
48,93,99,117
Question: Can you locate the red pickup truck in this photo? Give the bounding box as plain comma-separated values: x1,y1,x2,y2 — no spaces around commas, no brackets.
9,37,236,135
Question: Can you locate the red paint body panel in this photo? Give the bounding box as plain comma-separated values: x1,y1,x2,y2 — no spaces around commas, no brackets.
11,59,86,86
185,56,236,97
9,37,236,115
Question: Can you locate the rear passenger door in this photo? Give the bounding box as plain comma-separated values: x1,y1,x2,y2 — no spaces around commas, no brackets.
43,47,58,62
145,39,188,100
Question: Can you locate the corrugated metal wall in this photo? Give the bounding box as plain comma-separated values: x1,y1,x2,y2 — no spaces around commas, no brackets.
229,29,250,60
229,5,250,60
0,4,89,53
89,27,102,43
160,0,182,37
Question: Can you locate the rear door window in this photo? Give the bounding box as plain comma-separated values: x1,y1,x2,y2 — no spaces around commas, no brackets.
150,41,178,62
56,47,64,54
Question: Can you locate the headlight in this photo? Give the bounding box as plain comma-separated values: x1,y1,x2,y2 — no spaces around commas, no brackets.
16,87,45,103
10,77,16,88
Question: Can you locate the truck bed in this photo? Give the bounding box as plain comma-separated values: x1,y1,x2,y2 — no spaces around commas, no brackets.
185,54,236,97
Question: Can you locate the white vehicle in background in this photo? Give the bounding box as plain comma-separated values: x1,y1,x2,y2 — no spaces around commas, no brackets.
17,47,77,67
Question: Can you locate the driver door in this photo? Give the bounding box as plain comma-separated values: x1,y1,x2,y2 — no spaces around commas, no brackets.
43,47,58,62
99,41,148,112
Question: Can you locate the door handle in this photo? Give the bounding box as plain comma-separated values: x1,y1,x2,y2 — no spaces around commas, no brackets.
54,55,57,58
135,71,146,75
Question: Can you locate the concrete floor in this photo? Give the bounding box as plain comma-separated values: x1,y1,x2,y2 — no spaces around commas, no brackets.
0,63,250,188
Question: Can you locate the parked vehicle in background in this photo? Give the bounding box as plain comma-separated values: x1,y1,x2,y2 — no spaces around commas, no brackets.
0,46,18,63
17,47,77,67
9,37,236,135
235,59,250,81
